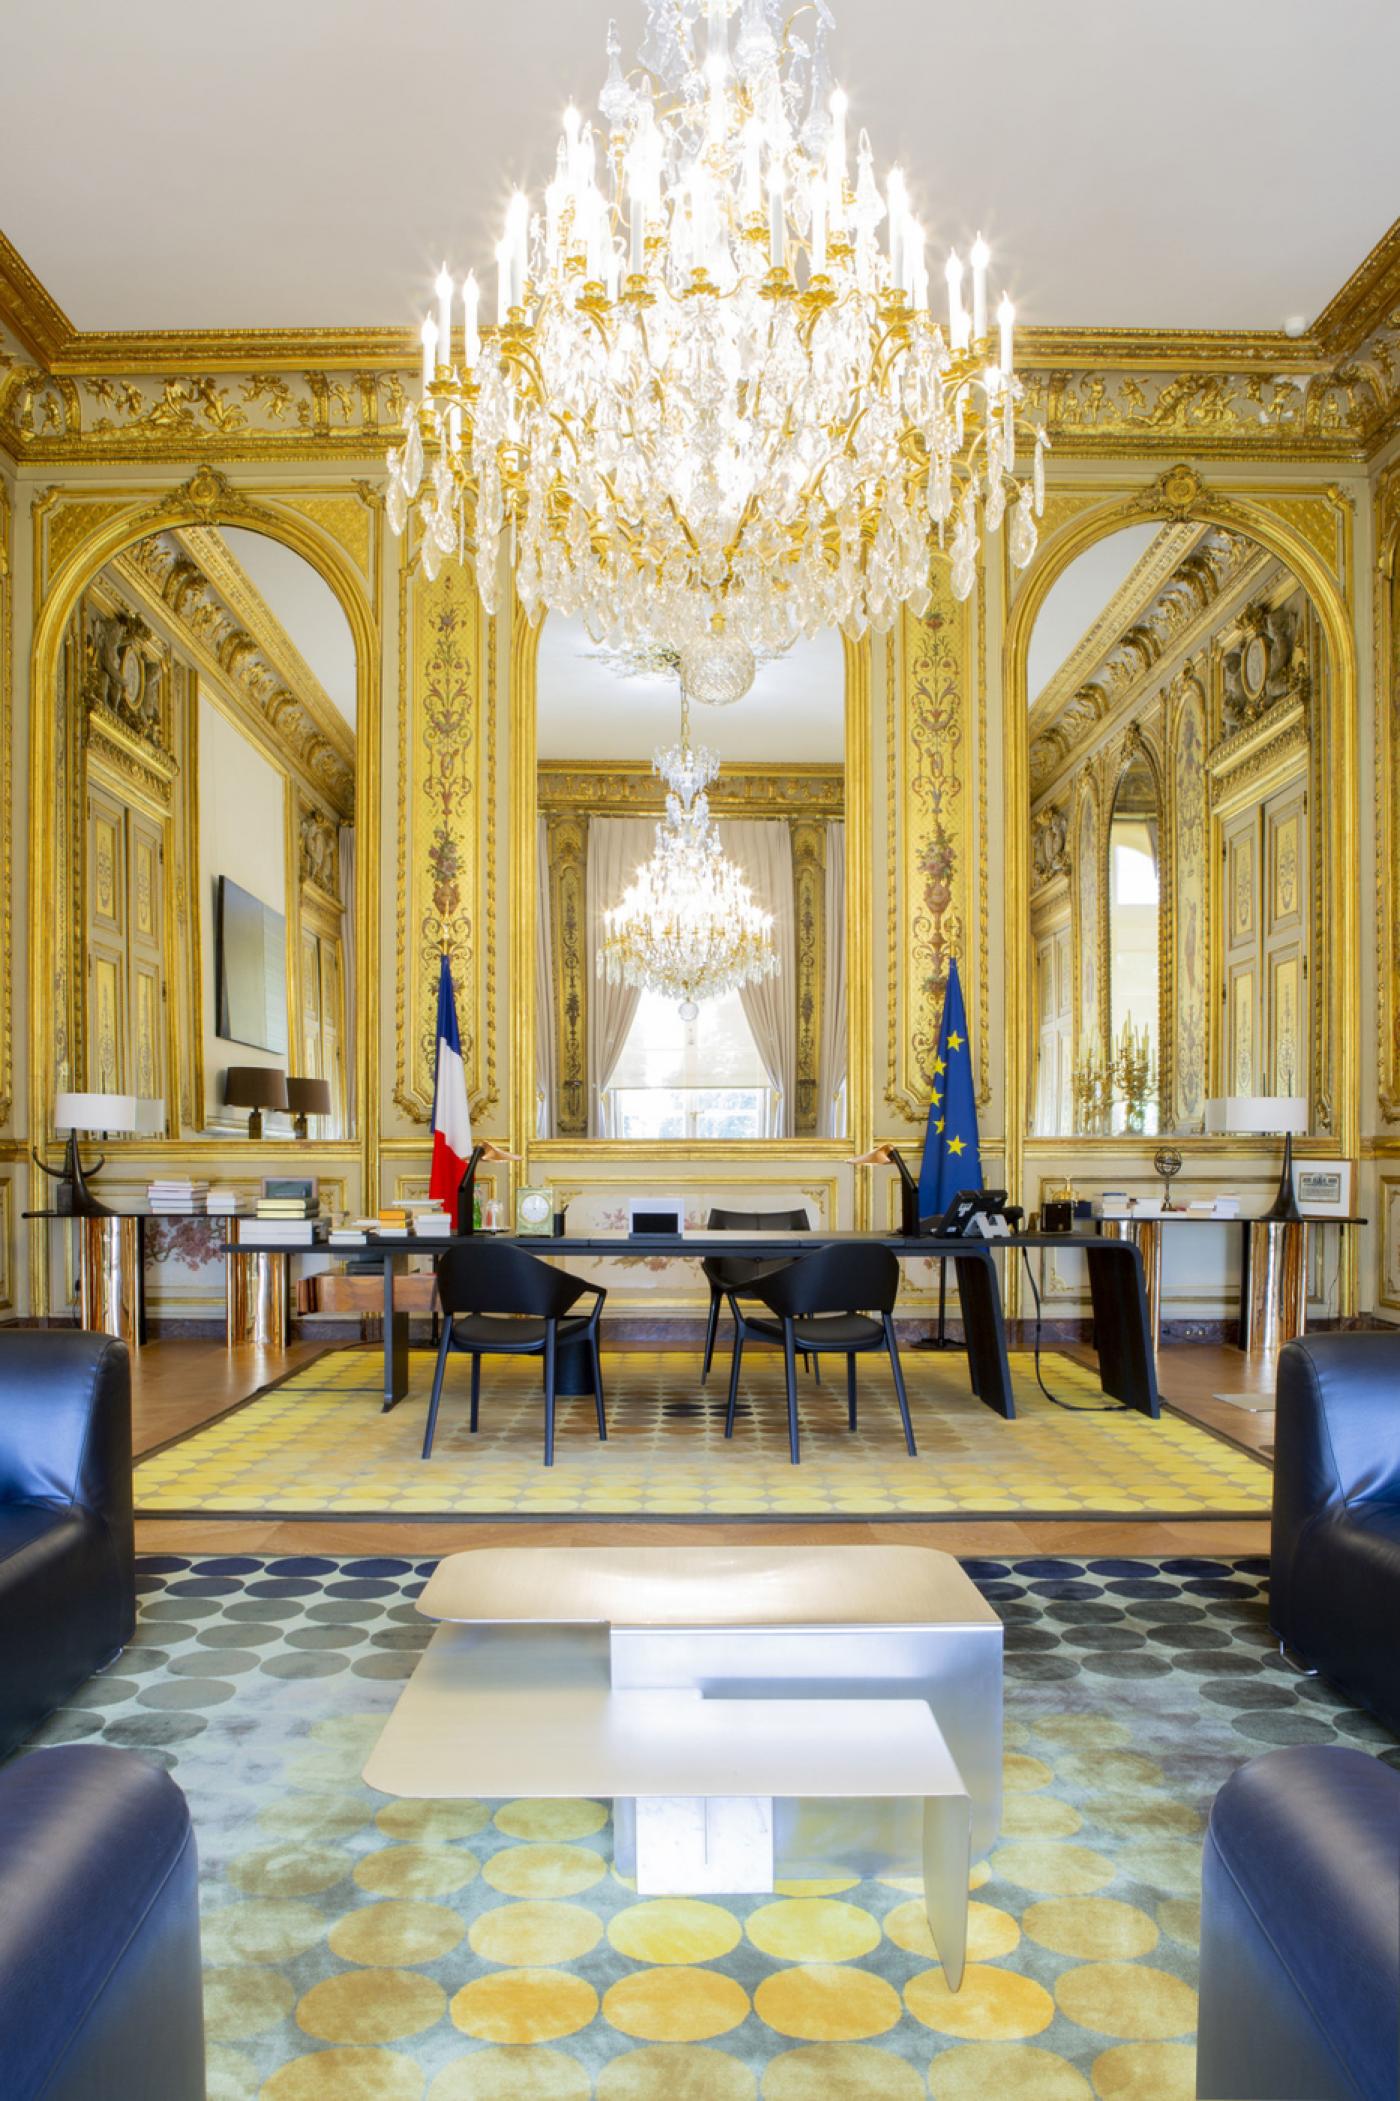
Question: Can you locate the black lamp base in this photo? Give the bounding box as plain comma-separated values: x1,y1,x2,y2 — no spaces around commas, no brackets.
888,1147,922,1237
33,1132,114,1217
1260,1130,1303,1224
455,1143,486,1235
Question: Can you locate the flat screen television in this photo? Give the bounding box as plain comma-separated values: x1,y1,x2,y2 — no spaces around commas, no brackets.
216,875,288,1055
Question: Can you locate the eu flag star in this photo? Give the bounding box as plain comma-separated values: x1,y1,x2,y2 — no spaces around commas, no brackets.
917,959,981,1217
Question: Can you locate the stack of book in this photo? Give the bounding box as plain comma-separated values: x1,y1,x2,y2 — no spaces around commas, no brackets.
253,1191,321,1247
328,1218,376,1248
206,1186,242,1217
147,1178,208,1214
413,1209,454,1241
374,1207,412,1239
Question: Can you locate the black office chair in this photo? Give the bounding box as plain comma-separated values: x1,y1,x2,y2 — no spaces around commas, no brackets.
724,1242,916,1466
700,1207,817,1384
423,1242,606,1467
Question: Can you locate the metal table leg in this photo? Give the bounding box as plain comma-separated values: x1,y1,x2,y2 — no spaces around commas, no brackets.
382,1251,410,1410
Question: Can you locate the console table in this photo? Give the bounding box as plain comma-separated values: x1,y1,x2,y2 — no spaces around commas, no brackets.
1097,1212,1367,1352
364,1543,1004,1992
23,1211,147,1350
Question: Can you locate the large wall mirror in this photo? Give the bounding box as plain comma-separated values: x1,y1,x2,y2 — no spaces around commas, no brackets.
533,620,848,1143
1026,519,1320,1139
54,525,358,1139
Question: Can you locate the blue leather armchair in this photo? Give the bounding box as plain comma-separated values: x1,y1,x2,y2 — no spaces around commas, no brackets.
1197,1746,1400,2101
0,1331,136,1760
0,1744,205,2101
1271,1332,1400,1732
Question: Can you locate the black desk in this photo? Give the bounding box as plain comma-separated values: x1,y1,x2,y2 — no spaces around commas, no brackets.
241,1228,1157,1423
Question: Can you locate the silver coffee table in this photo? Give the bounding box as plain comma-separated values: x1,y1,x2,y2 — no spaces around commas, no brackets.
364,1544,1003,1990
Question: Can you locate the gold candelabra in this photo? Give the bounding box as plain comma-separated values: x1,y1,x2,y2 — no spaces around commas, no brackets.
1073,1017,1157,1136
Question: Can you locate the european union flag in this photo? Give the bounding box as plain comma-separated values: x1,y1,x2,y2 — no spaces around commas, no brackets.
918,958,983,1217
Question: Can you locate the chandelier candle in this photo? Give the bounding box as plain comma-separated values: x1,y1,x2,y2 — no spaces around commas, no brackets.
386,0,1046,624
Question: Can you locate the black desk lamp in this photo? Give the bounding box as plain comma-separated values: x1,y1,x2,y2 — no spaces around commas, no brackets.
851,1145,923,1236
455,1140,519,1233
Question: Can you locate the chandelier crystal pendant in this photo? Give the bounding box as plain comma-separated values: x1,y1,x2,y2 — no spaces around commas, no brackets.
600,697,777,1017
386,0,1047,641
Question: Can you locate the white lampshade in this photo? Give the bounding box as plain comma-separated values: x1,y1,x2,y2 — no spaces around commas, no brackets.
1204,1095,1309,1136
133,1097,166,1134
54,1090,137,1133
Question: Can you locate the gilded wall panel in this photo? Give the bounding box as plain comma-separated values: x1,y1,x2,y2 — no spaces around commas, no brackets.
0,1175,12,1310
887,566,981,1115
1377,458,1400,1119
1380,1177,1400,1309
1170,679,1208,1130
395,554,495,1121
0,477,10,1126
276,495,374,581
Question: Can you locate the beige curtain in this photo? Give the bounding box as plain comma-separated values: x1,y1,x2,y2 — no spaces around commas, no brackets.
586,817,653,1136
721,818,796,1137
818,819,847,1136
337,822,356,1137
535,818,556,1139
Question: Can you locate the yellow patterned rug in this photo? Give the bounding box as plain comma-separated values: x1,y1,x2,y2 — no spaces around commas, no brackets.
134,1348,1269,1520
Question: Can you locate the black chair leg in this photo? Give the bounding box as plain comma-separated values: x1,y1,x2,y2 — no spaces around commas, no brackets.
591,1335,607,1441
701,1288,720,1382
783,1318,800,1465
469,1355,480,1433
543,1321,557,1468
847,1353,858,1431
809,1353,821,1384
725,1327,745,1437
421,1320,454,1459
884,1314,917,1456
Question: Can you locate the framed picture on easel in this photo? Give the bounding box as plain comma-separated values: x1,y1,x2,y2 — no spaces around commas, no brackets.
1292,1160,1352,1218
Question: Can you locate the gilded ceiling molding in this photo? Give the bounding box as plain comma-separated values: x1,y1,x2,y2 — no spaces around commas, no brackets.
4,221,1400,463
537,761,844,817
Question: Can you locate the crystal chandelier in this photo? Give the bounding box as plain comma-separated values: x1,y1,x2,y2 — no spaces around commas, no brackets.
600,697,778,1015
386,0,1046,644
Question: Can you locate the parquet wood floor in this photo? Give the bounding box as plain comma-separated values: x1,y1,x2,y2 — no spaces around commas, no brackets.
128,1334,1273,1558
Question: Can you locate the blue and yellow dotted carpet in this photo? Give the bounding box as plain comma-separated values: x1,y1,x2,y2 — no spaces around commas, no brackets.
133,1348,1269,1521
27,1554,1397,2099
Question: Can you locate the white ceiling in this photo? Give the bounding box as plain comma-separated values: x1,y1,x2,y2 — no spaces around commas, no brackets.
219,528,357,727
537,617,844,760
1028,525,1161,703
3,0,1396,333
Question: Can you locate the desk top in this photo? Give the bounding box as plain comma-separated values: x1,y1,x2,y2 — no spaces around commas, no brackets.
218,1227,1143,1259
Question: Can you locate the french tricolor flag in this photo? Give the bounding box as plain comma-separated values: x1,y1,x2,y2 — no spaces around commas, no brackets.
428,952,472,1212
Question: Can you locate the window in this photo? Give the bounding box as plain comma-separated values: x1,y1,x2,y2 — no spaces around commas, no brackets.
605,989,773,1139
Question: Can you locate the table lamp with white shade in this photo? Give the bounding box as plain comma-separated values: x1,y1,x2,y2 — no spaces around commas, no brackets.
34,1090,138,1216
1204,1094,1309,1222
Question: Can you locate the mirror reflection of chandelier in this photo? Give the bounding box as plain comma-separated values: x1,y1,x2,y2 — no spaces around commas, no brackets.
600,698,778,1017
386,0,1046,642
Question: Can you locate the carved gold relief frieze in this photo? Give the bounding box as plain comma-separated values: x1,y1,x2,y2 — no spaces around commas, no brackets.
395,552,495,1123
537,762,844,817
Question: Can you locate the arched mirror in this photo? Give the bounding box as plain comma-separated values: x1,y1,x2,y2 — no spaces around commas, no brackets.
1026,518,1321,1139
532,620,848,1144
53,525,359,1139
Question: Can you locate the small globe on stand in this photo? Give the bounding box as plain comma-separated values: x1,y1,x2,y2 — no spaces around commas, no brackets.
1153,1146,1184,1211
